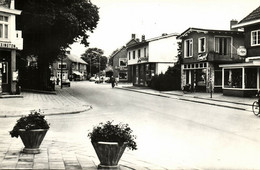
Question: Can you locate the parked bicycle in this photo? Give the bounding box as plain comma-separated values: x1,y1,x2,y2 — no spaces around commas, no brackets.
182,84,193,93
252,91,260,116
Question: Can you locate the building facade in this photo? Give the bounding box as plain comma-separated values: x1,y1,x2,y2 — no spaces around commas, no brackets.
52,53,87,82
0,0,23,95
110,46,128,82
127,33,179,86
177,27,244,93
220,6,260,97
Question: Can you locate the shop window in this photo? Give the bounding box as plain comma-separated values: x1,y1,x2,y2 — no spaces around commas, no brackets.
251,30,260,46
184,39,193,58
245,68,257,88
224,69,242,88
196,69,206,86
119,72,127,80
1,62,8,84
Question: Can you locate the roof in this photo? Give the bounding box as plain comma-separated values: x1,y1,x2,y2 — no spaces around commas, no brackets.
177,27,243,39
239,6,260,24
127,33,179,49
67,54,87,65
233,6,260,28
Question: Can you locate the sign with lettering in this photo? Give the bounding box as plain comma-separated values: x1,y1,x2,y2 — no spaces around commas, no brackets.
237,46,247,57
0,42,17,49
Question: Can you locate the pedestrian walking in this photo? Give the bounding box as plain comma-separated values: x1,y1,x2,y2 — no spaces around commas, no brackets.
111,76,115,88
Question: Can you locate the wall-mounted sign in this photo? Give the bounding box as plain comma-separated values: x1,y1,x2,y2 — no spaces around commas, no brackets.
0,42,17,49
237,46,247,57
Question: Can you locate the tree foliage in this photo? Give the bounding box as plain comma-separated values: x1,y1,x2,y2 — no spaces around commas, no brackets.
81,48,107,76
15,0,99,90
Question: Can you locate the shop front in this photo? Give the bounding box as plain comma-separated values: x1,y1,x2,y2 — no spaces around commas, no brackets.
132,63,156,86
220,62,259,97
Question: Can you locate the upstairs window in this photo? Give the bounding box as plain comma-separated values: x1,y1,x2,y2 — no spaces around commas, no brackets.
128,52,131,60
133,51,135,59
198,37,206,53
58,63,67,69
138,49,141,58
184,39,193,58
215,37,231,55
119,58,127,67
251,30,260,46
144,48,146,57
0,15,8,39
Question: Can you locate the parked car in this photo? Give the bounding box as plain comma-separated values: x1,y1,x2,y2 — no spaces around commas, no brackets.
90,77,98,82
62,79,71,87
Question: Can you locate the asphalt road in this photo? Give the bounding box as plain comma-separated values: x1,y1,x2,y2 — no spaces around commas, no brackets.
3,81,260,169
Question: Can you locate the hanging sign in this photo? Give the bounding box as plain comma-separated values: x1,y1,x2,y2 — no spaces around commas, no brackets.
237,46,247,57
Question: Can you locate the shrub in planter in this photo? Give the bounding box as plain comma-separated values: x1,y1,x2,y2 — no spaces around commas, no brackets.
88,121,137,169
10,110,50,154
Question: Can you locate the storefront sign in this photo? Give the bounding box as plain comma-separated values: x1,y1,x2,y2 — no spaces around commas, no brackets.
0,42,16,49
237,46,247,57
198,53,208,61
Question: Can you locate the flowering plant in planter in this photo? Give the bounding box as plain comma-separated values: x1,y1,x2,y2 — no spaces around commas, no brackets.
88,120,137,150
10,110,50,138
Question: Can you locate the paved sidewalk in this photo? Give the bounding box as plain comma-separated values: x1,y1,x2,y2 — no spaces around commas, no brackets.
115,83,256,112
0,86,91,117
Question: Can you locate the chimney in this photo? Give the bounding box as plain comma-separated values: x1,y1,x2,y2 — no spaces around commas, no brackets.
131,34,136,39
141,35,145,42
230,20,238,31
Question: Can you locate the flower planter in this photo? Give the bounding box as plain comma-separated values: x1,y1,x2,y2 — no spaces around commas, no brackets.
18,129,48,154
92,141,127,169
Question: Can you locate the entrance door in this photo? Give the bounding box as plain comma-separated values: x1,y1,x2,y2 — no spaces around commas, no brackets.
0,62,9,93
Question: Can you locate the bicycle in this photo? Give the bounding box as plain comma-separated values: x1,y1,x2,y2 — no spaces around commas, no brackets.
252,91,260,116
252,100,259,116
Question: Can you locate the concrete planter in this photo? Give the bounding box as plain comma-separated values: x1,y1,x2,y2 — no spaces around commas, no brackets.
92,141,127,169
18,129,48,154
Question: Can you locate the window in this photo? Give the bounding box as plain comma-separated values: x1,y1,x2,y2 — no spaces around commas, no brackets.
198,37,206,53
133,51,135,59
119,58,127,67
58,63,67,69
119,72,127,80
251,30,260,46
245,68,257,88
144,48,146,57
138,49,141,58
1,62,8,84
0,15,8,39
224,68,242,88
128,52,131,60
184,39,193,57
215,37,231,55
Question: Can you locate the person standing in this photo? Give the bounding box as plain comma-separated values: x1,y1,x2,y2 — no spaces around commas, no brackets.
111,76,115,88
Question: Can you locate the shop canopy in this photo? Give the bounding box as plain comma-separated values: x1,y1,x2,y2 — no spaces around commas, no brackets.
72,71,83,76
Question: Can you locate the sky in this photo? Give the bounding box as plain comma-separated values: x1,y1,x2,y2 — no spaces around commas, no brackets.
70,0,260,57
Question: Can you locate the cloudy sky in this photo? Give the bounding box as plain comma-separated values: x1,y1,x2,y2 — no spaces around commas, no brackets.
70,0,259,57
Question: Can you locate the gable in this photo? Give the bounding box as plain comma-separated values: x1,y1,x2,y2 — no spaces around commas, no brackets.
239,6,260,24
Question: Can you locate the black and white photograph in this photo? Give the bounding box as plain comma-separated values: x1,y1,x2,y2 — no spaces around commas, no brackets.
0,0,260,169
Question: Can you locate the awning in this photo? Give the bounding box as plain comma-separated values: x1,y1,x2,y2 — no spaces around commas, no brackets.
72,71,83,76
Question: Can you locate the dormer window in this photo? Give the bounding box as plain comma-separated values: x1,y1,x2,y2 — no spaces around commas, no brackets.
0,15,9,39
251,30,260,46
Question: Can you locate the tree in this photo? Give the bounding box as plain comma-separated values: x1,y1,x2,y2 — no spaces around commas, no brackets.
81,48,107,76
15,0,99,90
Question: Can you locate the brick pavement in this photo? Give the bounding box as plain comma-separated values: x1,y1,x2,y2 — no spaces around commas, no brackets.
0,86,91,117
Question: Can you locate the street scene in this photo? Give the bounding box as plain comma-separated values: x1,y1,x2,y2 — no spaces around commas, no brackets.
1,81,260,169
2,0,260,169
